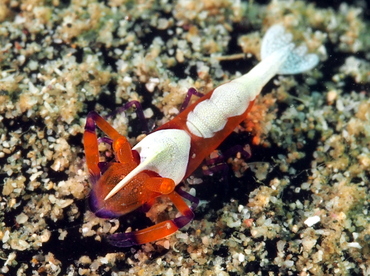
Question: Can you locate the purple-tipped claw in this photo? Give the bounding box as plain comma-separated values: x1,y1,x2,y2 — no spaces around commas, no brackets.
108,100,149,133
180,88,204,112
89,192,121,219
98,137,113,144
107,232,138,247
105,187,199,247
175,186,199,211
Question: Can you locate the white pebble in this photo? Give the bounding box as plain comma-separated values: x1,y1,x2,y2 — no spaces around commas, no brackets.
143,108,154,119
304,215,320,227
2,230,10,243
347,242,362,249
4,252,16,266
238,253,245,262
15,213,29,224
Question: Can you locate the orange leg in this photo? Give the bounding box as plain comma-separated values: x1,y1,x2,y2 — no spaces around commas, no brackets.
107,186,199,247
84,111,136,181
84,112,102,180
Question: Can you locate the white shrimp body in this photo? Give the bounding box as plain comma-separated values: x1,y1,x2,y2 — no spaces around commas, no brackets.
186,25,319,139
104,24,319,201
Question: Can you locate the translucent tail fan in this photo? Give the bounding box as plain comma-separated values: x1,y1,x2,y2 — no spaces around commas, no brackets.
261,25,319,75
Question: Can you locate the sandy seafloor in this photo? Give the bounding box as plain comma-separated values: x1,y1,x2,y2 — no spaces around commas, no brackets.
1,0,370,275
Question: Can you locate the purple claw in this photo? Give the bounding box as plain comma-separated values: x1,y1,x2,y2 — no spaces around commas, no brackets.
108,100,149,133
98,137,113,144
172,212,194,229
202,144,252,176
89,192,121,219
107,232,138,247
180,88,204,112
106,187,199,248
85,111,98,132
175,186,199,211
106,214,195,248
